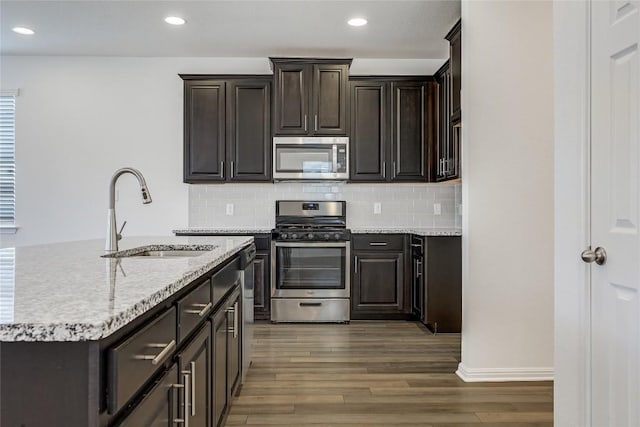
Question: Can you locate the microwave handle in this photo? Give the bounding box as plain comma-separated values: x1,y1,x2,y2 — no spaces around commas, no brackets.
333,145,338,173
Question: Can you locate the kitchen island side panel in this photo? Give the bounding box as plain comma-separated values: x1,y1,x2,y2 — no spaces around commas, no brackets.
0,341,101,427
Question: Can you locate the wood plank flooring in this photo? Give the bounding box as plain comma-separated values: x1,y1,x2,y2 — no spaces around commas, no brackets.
229,322,553,426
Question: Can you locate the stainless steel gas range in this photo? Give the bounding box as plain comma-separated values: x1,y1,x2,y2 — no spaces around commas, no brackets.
270,200,350,323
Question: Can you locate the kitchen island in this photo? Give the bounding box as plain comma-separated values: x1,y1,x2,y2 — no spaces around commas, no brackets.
0,235,253,427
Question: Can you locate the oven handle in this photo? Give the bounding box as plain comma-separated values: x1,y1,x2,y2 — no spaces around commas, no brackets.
273,241,349,248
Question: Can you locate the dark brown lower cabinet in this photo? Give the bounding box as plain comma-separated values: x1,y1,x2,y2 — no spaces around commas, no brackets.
424,236,462,333
212,305,229,427
351,234,411,320
178,324,212,427
227,291,241,396
253,234,271,320
119,364,178,427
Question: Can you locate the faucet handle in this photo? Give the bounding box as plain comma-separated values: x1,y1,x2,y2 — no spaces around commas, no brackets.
117,221,127,241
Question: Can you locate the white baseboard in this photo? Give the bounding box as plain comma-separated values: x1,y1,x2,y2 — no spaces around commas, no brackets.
456,363,554,382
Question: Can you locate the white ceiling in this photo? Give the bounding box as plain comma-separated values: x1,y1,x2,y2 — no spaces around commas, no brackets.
0,1,461,58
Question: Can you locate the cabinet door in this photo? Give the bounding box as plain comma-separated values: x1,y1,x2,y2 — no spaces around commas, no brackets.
312,64,349,135
184,80,226,182
119,364,178,427
253,252,270,320
178,325,211,427
226,293,241,398
425,237,462,333
391,82,428,182
227,80,272,182
351,251,406,318
449,26,462,123
349,81,388,182
212,309,228,427
273,63,310,135
436,65,451,181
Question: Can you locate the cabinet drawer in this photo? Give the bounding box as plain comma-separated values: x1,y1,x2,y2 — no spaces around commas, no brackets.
177,278,212,343
352,234,405,251
108,307,177,414
254,234,271,251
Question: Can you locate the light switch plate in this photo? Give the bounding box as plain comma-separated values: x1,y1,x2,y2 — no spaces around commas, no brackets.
433,203,442,215
374,202,382,215
226,203,234,216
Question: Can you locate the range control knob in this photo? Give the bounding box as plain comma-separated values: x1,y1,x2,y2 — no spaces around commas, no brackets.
334,233,341,240
291,233,298,240
307,233,314,240
324,233,330,240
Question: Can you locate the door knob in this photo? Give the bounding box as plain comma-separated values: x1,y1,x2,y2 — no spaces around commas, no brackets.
581,247,607,265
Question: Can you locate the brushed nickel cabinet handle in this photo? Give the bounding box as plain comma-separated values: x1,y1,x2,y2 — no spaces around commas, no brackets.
315,115,318,131
221,161,225,179
172,382,185,425
230,161,234,178
190,361,196,416
185,302,212,317
369,242,388,246
304,115,308,132
133,340,176,365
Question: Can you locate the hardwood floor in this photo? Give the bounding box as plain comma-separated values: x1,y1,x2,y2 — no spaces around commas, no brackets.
229,322,553,426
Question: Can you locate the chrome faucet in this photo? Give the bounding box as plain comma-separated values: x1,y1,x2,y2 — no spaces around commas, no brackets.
105,167,152,252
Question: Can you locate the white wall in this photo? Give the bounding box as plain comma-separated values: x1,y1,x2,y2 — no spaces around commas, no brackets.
0,56,446,247
458,1,554,381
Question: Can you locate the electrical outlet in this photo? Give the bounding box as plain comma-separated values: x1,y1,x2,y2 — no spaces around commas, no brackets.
433,203,442,215
226,203,234,216
374,202,382,215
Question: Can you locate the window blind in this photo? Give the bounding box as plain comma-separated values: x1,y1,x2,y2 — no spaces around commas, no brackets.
0,248,15,323
0,94,16,224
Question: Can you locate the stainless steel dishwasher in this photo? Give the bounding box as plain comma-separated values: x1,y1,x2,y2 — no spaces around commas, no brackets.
239,243,256,384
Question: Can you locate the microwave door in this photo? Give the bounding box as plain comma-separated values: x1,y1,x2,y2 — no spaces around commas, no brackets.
275,145,334,178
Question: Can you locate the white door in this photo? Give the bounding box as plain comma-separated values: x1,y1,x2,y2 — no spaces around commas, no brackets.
590,1,640,426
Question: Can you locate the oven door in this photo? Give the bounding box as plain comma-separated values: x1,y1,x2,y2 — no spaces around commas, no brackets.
271,241,350,298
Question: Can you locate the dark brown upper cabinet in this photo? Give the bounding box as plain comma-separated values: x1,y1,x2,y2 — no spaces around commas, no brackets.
271,58,351,136
349,81,388,182
182,76,272,183
445,19,462,124
183,80,226,182
349,78,435,183
434,62,459,181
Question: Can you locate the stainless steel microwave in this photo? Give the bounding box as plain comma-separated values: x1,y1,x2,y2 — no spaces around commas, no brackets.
273,137,349,181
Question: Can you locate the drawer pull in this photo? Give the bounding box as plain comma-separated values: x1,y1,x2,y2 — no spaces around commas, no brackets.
369,242,388,246
299,302,322,307
184,302,212,317
133,340,176,365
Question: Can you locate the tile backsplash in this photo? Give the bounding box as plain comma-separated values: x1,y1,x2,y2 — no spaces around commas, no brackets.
188,182,462,230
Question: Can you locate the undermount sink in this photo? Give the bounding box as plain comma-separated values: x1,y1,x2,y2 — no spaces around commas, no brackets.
126,250,210,258
102,245,217,259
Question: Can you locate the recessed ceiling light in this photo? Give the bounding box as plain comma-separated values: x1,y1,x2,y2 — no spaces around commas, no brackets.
12,27,35,35
347,18,367,27
164,16,186,26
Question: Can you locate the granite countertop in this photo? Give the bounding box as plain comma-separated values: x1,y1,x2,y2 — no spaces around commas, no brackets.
0,235,253,342
350,228,462,236
173,228,273,235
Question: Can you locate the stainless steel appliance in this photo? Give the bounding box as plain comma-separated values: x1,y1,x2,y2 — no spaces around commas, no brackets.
273,137,349,181
271,200,350,322
239,243,256,384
